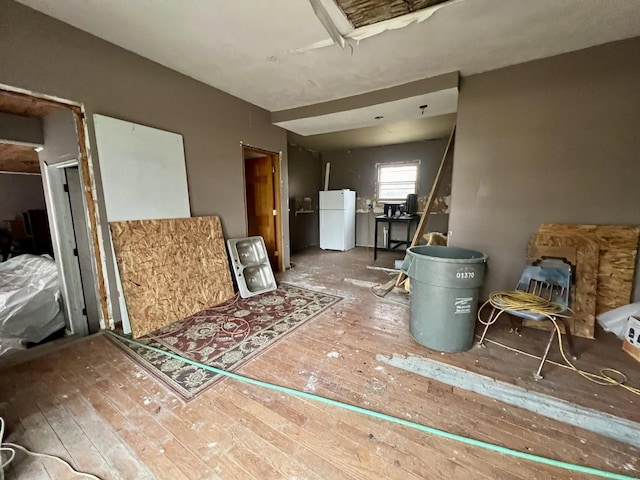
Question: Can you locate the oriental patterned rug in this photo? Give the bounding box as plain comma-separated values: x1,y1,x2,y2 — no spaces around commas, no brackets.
109,283,342,401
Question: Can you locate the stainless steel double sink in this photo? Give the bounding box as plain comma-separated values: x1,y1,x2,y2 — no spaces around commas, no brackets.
226,236,277,298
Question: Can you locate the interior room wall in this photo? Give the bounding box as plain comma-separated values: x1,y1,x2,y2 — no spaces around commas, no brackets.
450,36,640,300
0,0,289,326
322,139,450,247
287,144,322,251
0,173,46,223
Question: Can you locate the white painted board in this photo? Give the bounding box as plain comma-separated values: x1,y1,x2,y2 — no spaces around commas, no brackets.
93,114,190,222
93,115,191,333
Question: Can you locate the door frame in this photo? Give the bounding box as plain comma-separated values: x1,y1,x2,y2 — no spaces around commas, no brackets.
0,83,111,332
241,143,284,272
40,158,88,335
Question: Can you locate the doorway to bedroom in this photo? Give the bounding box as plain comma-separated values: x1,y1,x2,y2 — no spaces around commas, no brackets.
0,169,62,353
0,86,103,363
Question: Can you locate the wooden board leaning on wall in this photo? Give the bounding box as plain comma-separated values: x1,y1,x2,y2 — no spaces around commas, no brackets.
527,233,599,339
539,224,640,315
110,216,235,338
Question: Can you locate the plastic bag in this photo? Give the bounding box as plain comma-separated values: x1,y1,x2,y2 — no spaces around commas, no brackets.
0,254,65,357
595,301,640,339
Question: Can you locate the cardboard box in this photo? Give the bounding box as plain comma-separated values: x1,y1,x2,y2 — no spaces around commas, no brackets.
622,315,640,363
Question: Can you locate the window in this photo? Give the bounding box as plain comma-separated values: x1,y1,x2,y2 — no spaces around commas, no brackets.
376,161,419,202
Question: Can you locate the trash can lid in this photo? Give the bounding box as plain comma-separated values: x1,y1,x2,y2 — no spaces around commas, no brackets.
407,245,487,263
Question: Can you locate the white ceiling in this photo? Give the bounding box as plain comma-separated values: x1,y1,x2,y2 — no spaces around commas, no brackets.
288,113,456,151
275,87,457,136
16,0,640,112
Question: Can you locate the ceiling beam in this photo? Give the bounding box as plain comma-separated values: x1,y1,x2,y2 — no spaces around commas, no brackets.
272,72,458,125
0,143,40,173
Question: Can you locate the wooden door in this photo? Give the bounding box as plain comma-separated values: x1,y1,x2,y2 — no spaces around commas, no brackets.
244,154,279,270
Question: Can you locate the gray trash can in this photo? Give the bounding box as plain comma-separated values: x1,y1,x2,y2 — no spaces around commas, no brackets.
401,245,488,353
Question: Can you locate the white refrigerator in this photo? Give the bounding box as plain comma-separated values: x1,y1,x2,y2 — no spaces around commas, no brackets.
319,190,356,251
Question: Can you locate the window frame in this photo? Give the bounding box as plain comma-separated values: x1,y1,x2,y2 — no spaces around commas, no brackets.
375,160,420,202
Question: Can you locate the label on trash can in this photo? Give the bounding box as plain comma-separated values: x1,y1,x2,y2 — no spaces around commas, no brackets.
454,297,473,315
455,268,476,279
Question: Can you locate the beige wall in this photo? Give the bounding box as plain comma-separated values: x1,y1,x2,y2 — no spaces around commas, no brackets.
323,139,450,247
0,173,46,223
287,145,322,251
0,0,289,322
450,36,640,300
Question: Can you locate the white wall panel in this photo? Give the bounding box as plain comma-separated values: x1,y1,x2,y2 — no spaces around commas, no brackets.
93,114,190,222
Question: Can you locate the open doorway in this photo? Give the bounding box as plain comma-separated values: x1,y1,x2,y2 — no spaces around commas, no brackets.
0,169,64,353
242,145,283,272
0,86,104,361
0,171,52,259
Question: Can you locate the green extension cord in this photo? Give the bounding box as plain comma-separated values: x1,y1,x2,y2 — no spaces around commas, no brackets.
107,331,636,480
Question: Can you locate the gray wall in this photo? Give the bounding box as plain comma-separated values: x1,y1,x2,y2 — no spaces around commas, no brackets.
323,139,450,247
0,173,46,223
288,145,322,251
0,0,289,324
450,36,640,300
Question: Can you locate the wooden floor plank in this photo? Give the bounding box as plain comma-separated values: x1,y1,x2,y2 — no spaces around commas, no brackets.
83,389,190,480
34,392,114,479
6,451,51,480
97,364,252,479
222,382,392,480
9,395,75,479
3,465,18,480
250,338,576,476
1,247,638,480
283,306,638,466
212,386,355,480
62,393,153,480
74,349,221,480
1,400,51,480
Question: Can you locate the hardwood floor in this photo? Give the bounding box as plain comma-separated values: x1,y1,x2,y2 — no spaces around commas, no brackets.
1,247,638,479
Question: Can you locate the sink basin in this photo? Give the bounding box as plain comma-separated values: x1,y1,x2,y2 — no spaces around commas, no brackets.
235,238,268,266
243,264,274,292
227,236,277,298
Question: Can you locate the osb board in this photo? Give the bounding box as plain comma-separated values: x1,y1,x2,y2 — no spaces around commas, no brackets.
526,233,600,339
539,224,640,314
110,216,234,338
526,244,577,266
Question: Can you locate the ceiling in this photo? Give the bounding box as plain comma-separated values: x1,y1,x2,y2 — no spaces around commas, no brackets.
275,87,457,136
288,112,455,151
272,73,457,147
0,91,49,173
15,0,640,112
0,143,40,174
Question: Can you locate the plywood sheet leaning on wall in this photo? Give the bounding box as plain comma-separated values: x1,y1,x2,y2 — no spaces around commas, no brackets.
527,244,577,267
539,224,640,315
110,216,234,338
527,233,599,339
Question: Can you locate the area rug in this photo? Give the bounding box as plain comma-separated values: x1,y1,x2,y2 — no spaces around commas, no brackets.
109,283,342,401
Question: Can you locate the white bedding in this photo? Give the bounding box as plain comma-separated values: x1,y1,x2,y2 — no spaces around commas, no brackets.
0,254,65,357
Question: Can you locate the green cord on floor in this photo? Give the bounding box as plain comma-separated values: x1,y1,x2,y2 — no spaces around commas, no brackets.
107,331,636,480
